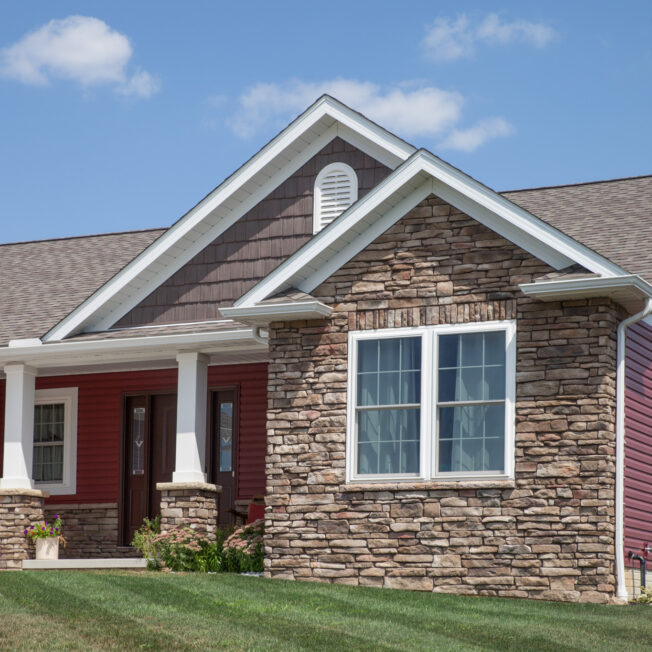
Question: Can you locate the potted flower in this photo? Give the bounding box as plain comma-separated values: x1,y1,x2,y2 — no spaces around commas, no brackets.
25,515,64,560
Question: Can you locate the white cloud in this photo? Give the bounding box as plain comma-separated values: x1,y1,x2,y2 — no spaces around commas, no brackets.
228,79,463,140
226,78,512,152
438,117,514,152
0,15,159,97
423,13,555,62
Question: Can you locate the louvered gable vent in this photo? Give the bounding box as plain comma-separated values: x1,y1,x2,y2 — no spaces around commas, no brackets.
313,162,358,233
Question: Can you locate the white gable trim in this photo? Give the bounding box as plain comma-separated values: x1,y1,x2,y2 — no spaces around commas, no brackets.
43,96,416,342
233,150,626,309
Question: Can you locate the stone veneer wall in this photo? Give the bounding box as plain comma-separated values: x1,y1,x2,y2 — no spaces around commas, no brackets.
44,503,138,559
158,482,219,541
265,194,623,603
0,490,45,569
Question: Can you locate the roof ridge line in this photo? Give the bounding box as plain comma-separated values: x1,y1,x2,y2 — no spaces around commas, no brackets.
501,174,652,194
0,227,167,248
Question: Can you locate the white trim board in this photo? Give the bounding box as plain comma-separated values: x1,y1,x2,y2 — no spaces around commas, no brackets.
43,96,416,343
234,150,627,310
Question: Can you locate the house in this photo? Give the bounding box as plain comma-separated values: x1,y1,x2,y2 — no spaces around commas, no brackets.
1,96,651,603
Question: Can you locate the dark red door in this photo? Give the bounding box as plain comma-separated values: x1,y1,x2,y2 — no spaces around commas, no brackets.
123,393,177,544
212,390,238,526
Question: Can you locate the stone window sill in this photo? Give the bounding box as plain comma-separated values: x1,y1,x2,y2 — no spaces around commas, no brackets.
341,479,515,492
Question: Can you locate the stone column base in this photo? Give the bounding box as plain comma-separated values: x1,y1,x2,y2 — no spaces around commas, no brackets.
156,482,221,541
0,489,48,570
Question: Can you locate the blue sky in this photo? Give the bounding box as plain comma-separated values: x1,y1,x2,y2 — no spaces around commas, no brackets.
1,1,650,243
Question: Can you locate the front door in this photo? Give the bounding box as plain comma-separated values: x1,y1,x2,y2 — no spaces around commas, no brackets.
211,390,238,526
123,393,177,544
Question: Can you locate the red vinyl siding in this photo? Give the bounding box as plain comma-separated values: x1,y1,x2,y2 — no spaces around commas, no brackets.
624,321,652,560
0,363,267,505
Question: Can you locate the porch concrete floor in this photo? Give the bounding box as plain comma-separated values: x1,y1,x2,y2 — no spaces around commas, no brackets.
22,558,147,570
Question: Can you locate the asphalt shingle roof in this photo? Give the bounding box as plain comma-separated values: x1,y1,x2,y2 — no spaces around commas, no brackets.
0,175,650,346
503,175,652,283
0,229,164,346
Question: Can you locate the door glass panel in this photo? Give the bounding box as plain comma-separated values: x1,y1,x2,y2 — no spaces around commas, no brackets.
132,407,146,476
219,402,233,472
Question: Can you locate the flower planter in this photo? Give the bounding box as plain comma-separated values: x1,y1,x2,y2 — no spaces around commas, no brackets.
35,536,60,560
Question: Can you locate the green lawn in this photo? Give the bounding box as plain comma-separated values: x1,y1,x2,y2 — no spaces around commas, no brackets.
0,572,649,651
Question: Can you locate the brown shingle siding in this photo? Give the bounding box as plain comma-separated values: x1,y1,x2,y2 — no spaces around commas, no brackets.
114,138,391,328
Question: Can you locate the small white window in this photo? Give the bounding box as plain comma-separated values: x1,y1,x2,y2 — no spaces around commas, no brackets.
33,387,78,495
313,162,358,233
346,321,516,483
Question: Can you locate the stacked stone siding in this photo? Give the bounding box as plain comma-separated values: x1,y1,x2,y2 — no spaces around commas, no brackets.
0,490,45,570
44,503,138,558
265,194,623,603
158,483,219,540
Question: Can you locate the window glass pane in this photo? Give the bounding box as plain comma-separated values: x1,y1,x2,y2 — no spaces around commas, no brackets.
438,368,457,403
131,407,146,476
219,401,234,472
357,407,420,475
439,334,459,369
358,340,378,373
378,371,400,405
401,371,420,404
461,333,483,366
460,366,483,401
379,338,401,372
484,331,506,366
401,338,422,370
484,365,505,401
438,405,505,473
34,403,65,443
357,373,378,406
33,443,64,482
357,337,421,407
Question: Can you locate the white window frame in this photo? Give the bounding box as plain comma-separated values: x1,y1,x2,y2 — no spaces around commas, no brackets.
33,387,78,495
346,320,516,483
313,162,358,234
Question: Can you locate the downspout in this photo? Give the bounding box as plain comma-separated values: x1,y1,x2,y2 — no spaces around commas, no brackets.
616,297,652,599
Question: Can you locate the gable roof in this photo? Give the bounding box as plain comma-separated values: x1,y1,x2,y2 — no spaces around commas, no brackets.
41,95,416,342
225,149,631,313
504,175,652,284
0,229,164,347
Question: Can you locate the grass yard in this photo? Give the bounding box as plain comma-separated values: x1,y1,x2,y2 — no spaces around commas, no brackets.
0,572,649,651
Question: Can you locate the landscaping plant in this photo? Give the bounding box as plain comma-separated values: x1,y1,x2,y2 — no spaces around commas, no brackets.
24,514,65,545
131,516,161,570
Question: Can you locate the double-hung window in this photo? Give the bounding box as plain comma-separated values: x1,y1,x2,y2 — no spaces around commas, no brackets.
347,322,515,482
33,387,78,494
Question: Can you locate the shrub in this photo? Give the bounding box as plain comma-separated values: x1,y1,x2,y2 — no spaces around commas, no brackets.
131,518,264,573
221,519,264,573
131,516,161,570
630,585,652,604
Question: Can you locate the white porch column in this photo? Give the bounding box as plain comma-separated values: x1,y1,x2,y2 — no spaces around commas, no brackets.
172,352,208,483
1,363,37,490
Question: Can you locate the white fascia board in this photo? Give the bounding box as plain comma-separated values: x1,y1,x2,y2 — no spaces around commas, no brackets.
221,300,332,324
519,274,652,301
0,329,262,368
43,96,414,343
234,153,430,308
418,153,624,278
234,150,627,309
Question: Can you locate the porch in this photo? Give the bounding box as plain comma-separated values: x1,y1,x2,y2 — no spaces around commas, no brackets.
0,326,268,568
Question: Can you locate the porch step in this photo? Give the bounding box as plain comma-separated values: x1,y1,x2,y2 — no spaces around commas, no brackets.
22,558,148,570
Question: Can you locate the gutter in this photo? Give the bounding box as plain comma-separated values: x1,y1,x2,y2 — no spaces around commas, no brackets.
615,297,652,599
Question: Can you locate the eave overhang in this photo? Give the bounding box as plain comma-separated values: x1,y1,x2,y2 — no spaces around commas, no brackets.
519,274,652,313
221,300,332,325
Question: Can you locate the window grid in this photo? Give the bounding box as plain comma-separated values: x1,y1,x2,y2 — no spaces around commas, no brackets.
355,337,421,476
33,403,65,483
347,322,515,483
436,332,506,474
